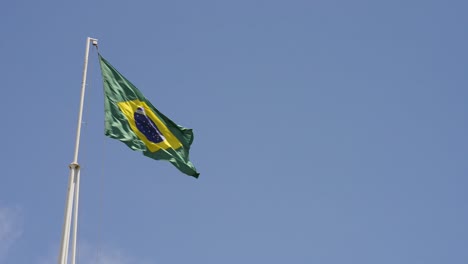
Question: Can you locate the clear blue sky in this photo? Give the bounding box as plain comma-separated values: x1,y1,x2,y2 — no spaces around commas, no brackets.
1,0,467,263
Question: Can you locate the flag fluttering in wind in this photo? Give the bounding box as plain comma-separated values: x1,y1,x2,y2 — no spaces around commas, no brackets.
98,54,199,178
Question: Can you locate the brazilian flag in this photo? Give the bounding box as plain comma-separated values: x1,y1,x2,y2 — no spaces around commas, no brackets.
98,54,199,178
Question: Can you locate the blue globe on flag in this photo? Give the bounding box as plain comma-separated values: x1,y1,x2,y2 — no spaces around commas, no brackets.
134,107,166,144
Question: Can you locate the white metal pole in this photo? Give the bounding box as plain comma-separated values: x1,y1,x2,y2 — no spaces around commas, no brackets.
58,168,76,264
71,168,81,264
73,37,92,164
58,37,97,264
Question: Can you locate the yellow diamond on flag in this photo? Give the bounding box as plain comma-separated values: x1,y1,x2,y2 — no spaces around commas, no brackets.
117,100,183,152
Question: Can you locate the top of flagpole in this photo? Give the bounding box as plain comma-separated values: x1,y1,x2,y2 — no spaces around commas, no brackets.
72,37,98,164
90,38,98,48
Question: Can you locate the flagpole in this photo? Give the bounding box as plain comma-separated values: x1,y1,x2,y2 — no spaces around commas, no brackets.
58,37,98,264
70,168,81,264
